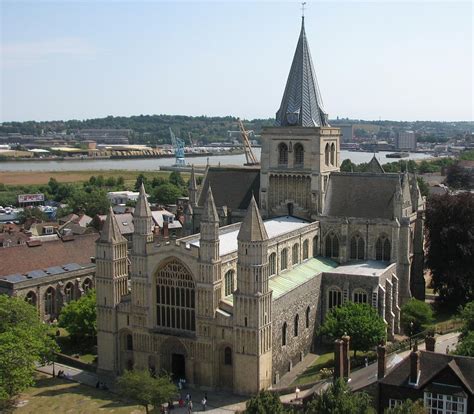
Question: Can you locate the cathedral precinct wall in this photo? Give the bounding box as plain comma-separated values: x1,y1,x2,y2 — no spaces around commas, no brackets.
271,274,322,383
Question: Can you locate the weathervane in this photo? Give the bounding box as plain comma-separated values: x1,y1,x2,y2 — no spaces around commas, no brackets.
301,2,307,19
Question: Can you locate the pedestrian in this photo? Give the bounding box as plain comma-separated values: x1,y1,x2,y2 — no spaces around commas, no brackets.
204,392,208,400
185,393,190,403
178,380,182,390
446,345,450,354
201,397,207,411
365,356,368,367
188,400,193,413
295,387,300,400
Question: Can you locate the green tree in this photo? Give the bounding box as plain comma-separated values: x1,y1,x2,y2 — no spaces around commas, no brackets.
58,290,97,344
169,171,185,188
340,159,357,172
384,399,425,413
318,302,386,357
454,331,474,357
416,177,430,198
245,390,288,414
152,183,182,205
151,176,167,188
400,299,434,335
67,188,110,216
305,378,373,414
425,193,474,305
446,163,472,190
16,207,48,224
458,301,474,338
116,176,125,187
134,173,148,191
0,296,57,407
116,370,177,414
105,176,116,187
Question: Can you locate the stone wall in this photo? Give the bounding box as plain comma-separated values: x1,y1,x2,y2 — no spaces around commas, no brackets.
271,274,322,383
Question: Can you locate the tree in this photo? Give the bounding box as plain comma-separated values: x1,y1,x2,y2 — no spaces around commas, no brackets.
318,302,386,357
245,390,288,414
425,193,474,305
105,176,116,187
445,163,472,190
67,188,110,217
305,378,373,414
400,299,434,335
416,177,430,198
16,207,48,224
458,301,474,338
116,370,177,414
454,331,474,357
384,399,425,413
134,173,148,191
0,296,57,407
340,159,357,172
58,290,97,344
152,183,182,205
116,176,125,187
169,171,185,188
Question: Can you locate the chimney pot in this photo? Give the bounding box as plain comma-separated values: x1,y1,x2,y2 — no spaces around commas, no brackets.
425,335,436,352
409,345,420,385
342,335,351,380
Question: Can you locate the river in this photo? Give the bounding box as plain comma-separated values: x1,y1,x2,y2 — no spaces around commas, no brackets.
0,149,431,172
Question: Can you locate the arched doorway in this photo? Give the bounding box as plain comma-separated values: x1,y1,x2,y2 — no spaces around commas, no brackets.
161,337,188,381
218,345,233,390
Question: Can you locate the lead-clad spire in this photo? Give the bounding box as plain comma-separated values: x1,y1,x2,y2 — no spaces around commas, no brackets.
275,17,329,128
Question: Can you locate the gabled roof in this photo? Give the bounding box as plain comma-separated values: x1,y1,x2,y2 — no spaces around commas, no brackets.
379,351,474,394
275,18,329,127
134,183,152,217
366,155,385,173
197,166,260,211
237,195,268,242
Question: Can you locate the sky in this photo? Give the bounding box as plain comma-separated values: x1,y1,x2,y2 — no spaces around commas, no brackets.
1,1,472,122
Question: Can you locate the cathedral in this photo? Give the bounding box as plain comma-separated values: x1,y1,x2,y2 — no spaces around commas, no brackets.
96,17,425,394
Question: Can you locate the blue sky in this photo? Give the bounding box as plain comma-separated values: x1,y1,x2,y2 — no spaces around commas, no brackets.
1,1,472,122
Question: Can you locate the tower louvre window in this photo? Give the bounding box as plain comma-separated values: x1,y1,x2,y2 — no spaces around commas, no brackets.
294,143,304,166
278,143,288,166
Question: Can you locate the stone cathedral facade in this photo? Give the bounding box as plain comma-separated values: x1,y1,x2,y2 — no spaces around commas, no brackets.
96,18,425,395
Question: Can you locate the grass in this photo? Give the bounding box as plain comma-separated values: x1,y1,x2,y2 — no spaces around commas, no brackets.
55,328,97,366
10,374,145,414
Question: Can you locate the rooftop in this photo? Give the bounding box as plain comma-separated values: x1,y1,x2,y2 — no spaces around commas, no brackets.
328,260,393,277
0,263,94,285
187,216,311,256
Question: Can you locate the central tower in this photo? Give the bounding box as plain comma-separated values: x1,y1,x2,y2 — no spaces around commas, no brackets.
260,17,341,219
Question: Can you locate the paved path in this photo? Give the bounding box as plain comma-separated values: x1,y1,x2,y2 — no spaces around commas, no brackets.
275,352,319,388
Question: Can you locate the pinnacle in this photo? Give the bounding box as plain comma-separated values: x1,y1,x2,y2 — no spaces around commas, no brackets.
202,186,219,223
135,182,152,217
100,206,126,243
237,195,268,242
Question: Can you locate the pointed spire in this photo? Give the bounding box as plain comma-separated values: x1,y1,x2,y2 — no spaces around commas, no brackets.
238,195,268,242
202,186,219,223
367,155,385,173
135,182,152,217
188,165,197,191
100,206,126,243
275,18,329,127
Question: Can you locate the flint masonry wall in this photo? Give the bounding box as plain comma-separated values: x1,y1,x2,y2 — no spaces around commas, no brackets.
271,274,322,383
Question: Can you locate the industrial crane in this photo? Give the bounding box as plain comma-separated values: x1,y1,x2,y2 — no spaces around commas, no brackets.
238,118,259,166
169,127,186,167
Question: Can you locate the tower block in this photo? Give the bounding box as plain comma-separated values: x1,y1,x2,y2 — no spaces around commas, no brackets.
96,207,129,377
233,196,273,394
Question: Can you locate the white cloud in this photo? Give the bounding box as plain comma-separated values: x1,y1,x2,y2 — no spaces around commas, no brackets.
1,37,99,67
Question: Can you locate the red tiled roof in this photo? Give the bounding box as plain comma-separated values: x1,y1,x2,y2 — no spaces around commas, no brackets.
0,233,98,276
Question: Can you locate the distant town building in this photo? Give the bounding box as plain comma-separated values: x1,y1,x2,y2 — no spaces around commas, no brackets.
332,124,354,143
107,191,140,206
75,129,131,145
397,131,417,151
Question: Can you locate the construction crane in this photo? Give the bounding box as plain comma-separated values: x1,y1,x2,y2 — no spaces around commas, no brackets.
238,118,259,166
169,127,186,167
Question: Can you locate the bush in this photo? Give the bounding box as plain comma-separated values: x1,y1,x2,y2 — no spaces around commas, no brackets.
400,299,434,335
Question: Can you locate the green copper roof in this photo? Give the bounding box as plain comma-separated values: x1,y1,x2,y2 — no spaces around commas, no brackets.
225,257,338,304
270,257,338,299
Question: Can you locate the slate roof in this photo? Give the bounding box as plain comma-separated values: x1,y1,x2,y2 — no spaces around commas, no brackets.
366,155,385,173
98,212,135,235
380,351,474,394
275,18,329,127
322,172,406,220
0,233,98,276
197,166,260,211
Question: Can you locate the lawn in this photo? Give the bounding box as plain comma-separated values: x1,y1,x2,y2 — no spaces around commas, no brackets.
54,328,97,366
11,374,145,414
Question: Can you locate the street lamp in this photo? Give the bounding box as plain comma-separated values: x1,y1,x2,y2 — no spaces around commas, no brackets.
409,321,414,349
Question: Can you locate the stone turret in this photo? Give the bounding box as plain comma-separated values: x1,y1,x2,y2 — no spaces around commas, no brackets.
132,183,153,255
96,207,128,379
233,196,273,394
188,165,198,206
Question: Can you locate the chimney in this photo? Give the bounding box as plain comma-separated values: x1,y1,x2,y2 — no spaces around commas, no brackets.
377,343,387,379
425,335,436,352
162,221,169,239
333,339,344,381
409,343,420,385
342,334,351,380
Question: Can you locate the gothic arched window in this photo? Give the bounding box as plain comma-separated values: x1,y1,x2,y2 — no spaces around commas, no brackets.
294,314,299,337
282,322,287,346
325,233,339,259
44,287,55,316
65,282,75,303
353,289,368,304
325,143,330,165
224,270,234,297
376,235,391,261
350,234,365,260
269,253,276,276
224,347,232,365
278,143,288,166
306,306,310,328
328,287,342,310
313,236,319,258
294,143,304,166
25,291,37,306
82,278,93,292
303,240,309,260
156,259,196,332
281,248,288,271
292,243,299,266
330,143,336,165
